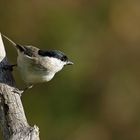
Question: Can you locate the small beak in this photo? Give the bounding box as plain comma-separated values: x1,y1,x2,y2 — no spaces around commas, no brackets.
66,60,74,65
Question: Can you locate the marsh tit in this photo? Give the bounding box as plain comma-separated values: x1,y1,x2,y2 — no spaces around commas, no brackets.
2,34,73,88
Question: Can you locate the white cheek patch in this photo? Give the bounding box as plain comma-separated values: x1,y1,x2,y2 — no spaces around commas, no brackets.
44,57,65,72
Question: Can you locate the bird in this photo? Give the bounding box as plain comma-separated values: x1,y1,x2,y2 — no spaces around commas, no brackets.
2,34,73,90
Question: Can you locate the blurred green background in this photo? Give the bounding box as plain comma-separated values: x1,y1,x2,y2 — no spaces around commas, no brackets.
1,0,140,140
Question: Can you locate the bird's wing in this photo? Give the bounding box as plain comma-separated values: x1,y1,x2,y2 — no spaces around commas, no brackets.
2,34,48,71
22,47,48,71
19,45,38,57
30,58,48,71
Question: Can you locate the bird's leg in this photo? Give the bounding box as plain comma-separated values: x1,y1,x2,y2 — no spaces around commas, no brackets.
2,64,17,71
23,84,34,91
12,85,34,96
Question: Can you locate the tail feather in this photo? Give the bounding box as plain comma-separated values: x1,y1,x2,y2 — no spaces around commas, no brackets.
1,34,25,52
1,34,17,46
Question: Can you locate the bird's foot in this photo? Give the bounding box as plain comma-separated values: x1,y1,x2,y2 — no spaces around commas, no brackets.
12,88,24,96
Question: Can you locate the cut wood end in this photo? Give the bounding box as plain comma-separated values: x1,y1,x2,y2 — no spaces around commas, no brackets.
0,33,6,61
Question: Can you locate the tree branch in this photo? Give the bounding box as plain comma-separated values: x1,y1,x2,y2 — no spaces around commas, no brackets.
0,33,40,140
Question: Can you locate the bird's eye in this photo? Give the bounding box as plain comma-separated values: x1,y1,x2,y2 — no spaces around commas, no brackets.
61,56,67,61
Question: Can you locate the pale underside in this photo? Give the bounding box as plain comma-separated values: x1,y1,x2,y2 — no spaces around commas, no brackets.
17,51,65,84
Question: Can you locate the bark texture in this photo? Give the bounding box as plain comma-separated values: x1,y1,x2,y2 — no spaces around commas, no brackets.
0,33,40,140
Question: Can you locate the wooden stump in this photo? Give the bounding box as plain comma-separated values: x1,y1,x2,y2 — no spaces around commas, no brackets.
0,33,40,140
